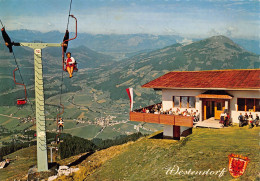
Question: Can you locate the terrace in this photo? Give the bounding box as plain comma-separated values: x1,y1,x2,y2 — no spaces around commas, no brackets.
129,103,193,128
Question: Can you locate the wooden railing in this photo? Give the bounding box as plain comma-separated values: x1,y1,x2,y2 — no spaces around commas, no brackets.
129,112,193,127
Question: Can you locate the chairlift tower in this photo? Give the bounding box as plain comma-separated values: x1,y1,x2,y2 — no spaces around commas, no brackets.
1,12,77,172
19,43,62,172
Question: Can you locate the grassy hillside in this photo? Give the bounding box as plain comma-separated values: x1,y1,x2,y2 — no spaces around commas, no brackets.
85,126,259,181
0,145,37,181
0,125,259,180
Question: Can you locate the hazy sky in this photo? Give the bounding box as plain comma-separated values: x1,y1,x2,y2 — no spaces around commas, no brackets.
0,0,259,39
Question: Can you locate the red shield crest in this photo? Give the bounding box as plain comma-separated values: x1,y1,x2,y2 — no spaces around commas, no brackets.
228,154,249,178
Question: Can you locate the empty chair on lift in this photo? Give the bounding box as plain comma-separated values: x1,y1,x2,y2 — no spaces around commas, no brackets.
13,68,27,105
17,99,26,105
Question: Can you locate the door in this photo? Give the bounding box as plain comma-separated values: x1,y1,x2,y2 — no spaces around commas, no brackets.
204,101,215,119
214,100,225,120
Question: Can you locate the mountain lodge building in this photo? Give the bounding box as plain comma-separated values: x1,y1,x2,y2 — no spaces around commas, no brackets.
130,69,260,139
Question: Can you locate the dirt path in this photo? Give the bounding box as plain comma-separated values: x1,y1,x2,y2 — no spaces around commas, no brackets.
0,113,20,119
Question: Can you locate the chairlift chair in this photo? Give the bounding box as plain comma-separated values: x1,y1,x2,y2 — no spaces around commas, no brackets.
13,68,27,105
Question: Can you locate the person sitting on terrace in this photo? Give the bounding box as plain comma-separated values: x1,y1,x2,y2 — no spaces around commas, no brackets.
176,108,181,115
238,113,246,127
154,109,159,114
195,110,200,122
146,109,150,113
169,108,173,115
220,111,226,125
182,109,190,116
192,112,196,117
249,112,253,119
244,113,249,120
254,114,259,127
192,112,198,122
142,108,146,113
191,112,195,118
249,116,254,128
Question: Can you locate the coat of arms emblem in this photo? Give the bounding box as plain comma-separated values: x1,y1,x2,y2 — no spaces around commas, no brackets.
228,154,249,178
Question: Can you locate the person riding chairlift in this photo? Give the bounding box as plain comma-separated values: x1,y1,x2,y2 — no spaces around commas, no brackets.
65,52,76,78
58,117,64,131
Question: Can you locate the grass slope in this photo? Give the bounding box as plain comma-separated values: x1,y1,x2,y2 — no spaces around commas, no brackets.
86,126,259,181
0,146,37,181
0,126,259,180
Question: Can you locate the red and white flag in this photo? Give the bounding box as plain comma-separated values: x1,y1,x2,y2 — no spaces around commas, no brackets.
126,88,133,111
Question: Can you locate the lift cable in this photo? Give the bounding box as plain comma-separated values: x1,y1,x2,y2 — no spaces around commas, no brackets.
0,19,4,28
59,0,73,109
66,0,73,30
59,0,74,108
56,0,74,142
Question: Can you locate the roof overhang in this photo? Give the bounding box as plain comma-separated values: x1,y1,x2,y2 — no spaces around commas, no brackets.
143,87,260,91
196,94,232,99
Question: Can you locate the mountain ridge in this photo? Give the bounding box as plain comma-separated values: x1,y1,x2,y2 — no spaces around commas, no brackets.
89,35,258,103
6,29,260,55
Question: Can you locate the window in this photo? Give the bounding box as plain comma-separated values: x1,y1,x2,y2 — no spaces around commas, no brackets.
256,99,260,112
174,96,180,107
237,98,245,111
181,97,188,108
237,98,260,112
173,96,196,108
189,97,196,108
217,102,222,111
247,99,254,111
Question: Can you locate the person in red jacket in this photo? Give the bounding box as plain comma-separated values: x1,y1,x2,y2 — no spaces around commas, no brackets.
65,52,76,78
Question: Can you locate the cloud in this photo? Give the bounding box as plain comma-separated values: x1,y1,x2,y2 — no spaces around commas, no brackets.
225,26,238,37
208,28,221,36
164,27,178,35
177,38,193,45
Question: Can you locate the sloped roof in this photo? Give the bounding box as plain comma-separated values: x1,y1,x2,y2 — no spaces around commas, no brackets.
142,69,260,90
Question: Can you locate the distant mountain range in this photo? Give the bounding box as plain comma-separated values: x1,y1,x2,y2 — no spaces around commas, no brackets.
7,29,260,56
0,35,259,106
84,35,259,106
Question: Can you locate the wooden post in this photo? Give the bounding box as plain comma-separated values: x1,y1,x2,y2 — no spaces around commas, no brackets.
173,126,180,140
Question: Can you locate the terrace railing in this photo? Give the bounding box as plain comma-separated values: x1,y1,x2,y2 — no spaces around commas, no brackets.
130,103,193,127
